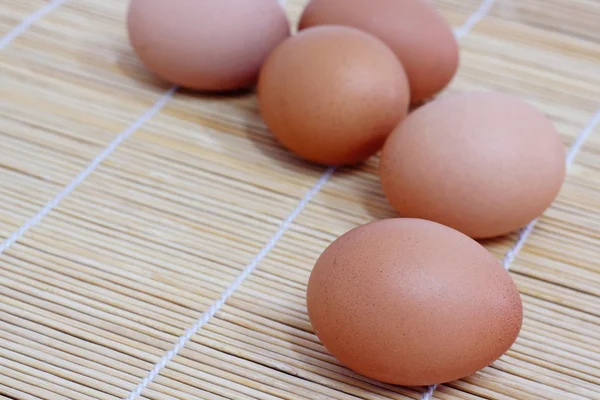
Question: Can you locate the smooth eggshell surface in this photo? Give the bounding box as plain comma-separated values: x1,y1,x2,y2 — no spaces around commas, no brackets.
127,0,290,91
299,0,459,102
258,26,410,165
380,92,566,239
306,218,523,386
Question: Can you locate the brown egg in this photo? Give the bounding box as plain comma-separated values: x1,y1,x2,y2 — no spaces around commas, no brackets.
380,92,566,239
306,218,523,386
257,26,410,165
127,0,290,91
299,0,459,103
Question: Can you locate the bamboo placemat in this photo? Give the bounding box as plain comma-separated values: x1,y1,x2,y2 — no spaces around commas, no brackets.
1,0,599,399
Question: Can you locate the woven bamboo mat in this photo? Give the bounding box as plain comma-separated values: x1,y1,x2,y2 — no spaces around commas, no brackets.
1,0,599,399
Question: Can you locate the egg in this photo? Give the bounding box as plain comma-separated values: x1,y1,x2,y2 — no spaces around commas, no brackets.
258,26,410,165
298,0,459,103
380,92,566,239
306,218,523,386
127,0,290,91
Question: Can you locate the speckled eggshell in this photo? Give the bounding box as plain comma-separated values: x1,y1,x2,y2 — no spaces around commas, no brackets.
127,0,290,91
257,26,410,165
380,92,566,239
299,0,459,103
306,218,523,386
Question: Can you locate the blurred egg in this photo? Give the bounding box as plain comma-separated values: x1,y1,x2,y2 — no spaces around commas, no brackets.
127,0,290,91
380,92,566,239
299,0,459,102
307,218,523,386
258,26,410,165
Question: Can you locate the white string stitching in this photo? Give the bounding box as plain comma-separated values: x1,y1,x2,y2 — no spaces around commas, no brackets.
501,219,538,271
124,166,336,400
0,85,178,255
421,383,438,400
566,109,600,166
421,1,495,398
0,0,69,50
453,0,495,39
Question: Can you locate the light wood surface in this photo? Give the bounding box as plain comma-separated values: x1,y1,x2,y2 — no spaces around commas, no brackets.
1,0,599,399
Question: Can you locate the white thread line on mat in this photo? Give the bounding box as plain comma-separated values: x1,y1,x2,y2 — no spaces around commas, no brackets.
566,108,600,167
421,0,496,397
0,85,178,255
453,0,495,38
422,383,438,400
0,0,68,50
124,166,336,400
423,110,600,400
